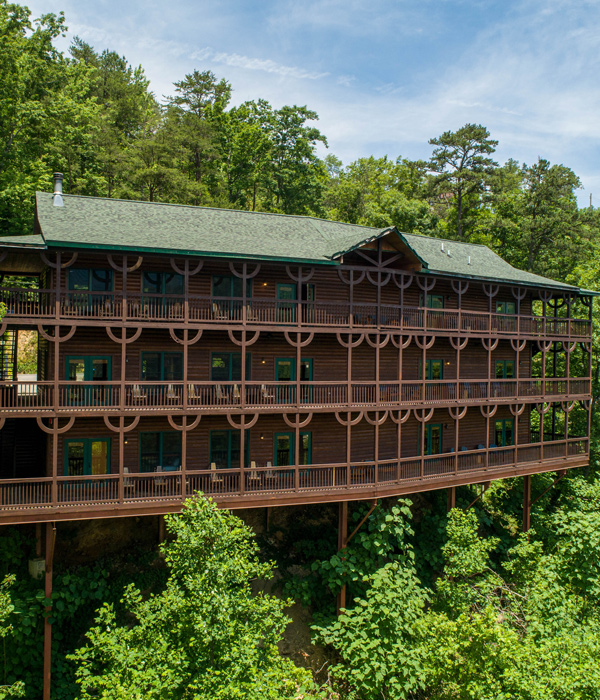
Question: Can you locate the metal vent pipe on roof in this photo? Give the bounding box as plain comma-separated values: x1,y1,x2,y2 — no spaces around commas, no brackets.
52,172,64,207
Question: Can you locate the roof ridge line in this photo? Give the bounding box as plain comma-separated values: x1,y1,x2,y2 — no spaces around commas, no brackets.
35,191,382,232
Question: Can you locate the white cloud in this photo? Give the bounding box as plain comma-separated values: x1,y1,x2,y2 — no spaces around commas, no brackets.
19,0,600,206
209,51,329,80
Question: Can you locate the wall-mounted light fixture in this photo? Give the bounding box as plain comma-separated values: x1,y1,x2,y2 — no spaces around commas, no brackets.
445,360,451,366
263,282,268,287
261,358,266,364
260,433,264,440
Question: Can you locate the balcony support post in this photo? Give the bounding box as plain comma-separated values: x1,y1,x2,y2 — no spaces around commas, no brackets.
451,280,469,335
480,403,497,470
365,411,387,485
107,254,143,323
37,324,76,414
106,327,142,411
347,341,352,408
168,415,201,500
51,430,58,507
103,416,139,503
295,419,301,491
227,413,259,495
391,408,410,483
449,405,466,474
375,417,379,484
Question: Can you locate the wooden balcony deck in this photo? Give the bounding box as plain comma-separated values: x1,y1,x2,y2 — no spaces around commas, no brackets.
0,437,588,524
0,288,591,340
0,378,590,417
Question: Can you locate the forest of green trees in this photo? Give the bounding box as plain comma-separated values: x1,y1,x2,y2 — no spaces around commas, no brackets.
3,2,600,699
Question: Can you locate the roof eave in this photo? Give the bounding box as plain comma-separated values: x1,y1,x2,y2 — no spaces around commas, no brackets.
43,239,339,266
423,268,583,294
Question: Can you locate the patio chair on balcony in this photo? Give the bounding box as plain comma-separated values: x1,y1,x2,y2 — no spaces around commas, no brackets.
248,461,261,484
210,462,223,484
264,461,277,482
212,302,229,320
233,384,241,402
166,384,179,401
131,384,147,404
123,467,135,497
261,384,274,402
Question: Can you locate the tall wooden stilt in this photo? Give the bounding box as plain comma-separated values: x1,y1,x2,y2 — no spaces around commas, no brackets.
523,475,531,532
447,487,456,511
43,522,56,700
158,514,166,544
336,501,348,614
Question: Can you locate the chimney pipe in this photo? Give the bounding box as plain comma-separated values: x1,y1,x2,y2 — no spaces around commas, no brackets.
52,173,64,207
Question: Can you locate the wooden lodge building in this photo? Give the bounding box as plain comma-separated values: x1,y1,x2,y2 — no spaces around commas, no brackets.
0,177,594,528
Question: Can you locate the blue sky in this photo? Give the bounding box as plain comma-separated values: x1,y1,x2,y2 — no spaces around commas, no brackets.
26,0,600,205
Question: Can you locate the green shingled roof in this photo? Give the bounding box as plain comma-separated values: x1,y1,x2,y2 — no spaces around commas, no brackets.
0,191,586,293
33,192,389,265
398,232,580,292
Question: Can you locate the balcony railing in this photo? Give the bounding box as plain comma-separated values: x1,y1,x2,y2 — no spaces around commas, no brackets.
0,288,591,339
0,378,590,414
0,437,588,520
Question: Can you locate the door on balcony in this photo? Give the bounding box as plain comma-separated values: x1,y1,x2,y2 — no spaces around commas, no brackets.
494,360,515,398
274,432,312,467
421,359,443,401
277,284,297,323
275,358,313,403
65,356,112,406
494,419,514,447
495,301,517,332
424,424,442,455
65,438,110,476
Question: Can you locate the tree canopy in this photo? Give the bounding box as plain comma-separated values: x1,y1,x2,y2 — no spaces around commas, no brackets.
69,496,316,700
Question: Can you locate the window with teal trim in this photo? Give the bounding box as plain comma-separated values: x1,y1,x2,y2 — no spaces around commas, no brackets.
209,430,248,469
274,432,312,466
212,275,252,297
420,294,444,309
142,272,184,295
68,268,113,292
211,352,251,382
496,301,516,314
140,432,182,472
495,360,515,379
141,352,183,381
